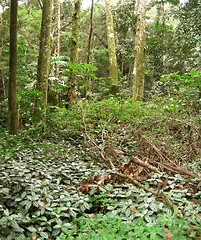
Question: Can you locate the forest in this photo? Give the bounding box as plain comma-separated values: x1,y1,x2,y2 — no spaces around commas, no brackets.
0,0,200,239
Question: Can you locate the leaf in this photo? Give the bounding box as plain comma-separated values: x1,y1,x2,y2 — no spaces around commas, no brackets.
56,218,63,226
25,201,32,210
21,192,27,199
28,226,37,232
147,197,154,203
142,209,148,215
4,209,9,216
15,197,22,202
52,228,61,236
126,190,132,197
69,209,77,218
83,201,90,210
149,203,158,212
125,208,131,217
13,226,25,233
144,215,152,223
53,224,62,229
98,186,106,193
105,184,113,191
40,231,49,239
189,69,198,77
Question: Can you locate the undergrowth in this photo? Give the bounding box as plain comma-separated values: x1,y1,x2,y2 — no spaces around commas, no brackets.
0,97,200,239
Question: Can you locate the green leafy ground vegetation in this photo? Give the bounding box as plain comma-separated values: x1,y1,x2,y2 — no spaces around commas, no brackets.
0,96,200,239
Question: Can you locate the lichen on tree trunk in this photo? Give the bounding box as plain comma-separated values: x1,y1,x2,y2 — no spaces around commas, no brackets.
104,0,119,95
36,0,52,121
66,0,81,107
131,0,146,100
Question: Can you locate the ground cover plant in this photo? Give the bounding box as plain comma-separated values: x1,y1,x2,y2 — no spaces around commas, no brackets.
0,98,200,239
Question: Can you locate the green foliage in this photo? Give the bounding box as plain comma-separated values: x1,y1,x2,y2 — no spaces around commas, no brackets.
47,97,161,139
160,70,201,112
173,0,201,70
49,58,98,103
0,98,200,239
61,212,198,240
63,62,97,79
0,140,98,239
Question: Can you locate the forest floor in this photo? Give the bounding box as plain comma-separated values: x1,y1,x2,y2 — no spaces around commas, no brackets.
0,98,201,239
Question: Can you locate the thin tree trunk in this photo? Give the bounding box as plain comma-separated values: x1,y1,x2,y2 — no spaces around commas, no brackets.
0,71,6,100
8,0,18,134
156,0,165,75
56,0,61,77
87,0,94,64
85,0,94,97
79,0,94,65
66,0,81,107
0,8,5,101
131,0,146,100
104,0,119,95
36,0,52,121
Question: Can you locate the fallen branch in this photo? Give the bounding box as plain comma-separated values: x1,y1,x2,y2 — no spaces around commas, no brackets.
158,162,198,178
130,155,159,173
108,159,176,211
141,135,199,178
141,135,177,166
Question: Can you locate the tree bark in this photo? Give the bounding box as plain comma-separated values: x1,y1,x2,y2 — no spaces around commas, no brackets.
36,0,52,121
87,0,94,64
66,0,81,107
104,0,119,95
8,0,18,134
56,0,61,77
131,0,146,100
0,8,5,101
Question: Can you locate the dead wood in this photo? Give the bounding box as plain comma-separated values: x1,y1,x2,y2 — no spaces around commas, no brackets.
140,135,199,179
130,155,159,173
108,158,176,210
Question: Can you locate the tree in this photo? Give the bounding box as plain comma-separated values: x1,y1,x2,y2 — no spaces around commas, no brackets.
85,0,94,97
0,3,6,101
131,0,146,100
36,0,52,121
173,0,201,71
56,0,61,77
104,0,119,95
87,0,94,64
8,0,18,134
66,0,81,107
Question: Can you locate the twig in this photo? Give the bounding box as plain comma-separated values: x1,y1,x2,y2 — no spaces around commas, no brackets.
157,162,198,178
141,135,177,166
107,159,176,210
80,111,176,210
141,135,200,178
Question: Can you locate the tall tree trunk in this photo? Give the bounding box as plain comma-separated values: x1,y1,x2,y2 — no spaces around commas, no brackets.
36,0,52,121
0,7,5,101
85,0,94,97
156,0,165,76
104,0,118,95
56,0,61,77
87,0,94,64
131,0,146,100
66,0,81,107
8,0,18,134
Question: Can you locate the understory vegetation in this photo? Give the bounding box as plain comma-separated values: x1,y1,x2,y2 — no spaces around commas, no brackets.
1,0,201,239
0,97,200,239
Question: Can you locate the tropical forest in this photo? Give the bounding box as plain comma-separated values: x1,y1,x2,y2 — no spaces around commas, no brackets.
0,0,200,239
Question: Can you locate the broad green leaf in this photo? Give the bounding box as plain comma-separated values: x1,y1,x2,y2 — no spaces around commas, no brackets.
27,226,37,232
40,231,49,239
